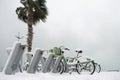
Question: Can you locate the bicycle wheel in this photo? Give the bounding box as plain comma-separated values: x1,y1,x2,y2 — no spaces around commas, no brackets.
36,62,42,72
95,63,101,73
57,61,64,74
48,59,56,72
76,62,82,74
85,61,95,74
23,62,29,71
77,61,95,75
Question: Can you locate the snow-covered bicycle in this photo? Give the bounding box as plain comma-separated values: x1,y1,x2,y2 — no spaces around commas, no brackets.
66,50,95,74
49,47,95,74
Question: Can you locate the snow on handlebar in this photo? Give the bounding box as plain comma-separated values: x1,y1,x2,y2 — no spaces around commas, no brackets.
64,48,70,51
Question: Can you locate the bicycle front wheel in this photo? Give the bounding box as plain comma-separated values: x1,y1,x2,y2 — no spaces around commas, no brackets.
57,61,64,74
77,61,95,75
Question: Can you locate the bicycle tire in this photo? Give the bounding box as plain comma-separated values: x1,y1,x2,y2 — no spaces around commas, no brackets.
98,64,101,73
96,64,101,73
77,61,95,75
88,61,95,75
57,61,64,74
76,62,81,74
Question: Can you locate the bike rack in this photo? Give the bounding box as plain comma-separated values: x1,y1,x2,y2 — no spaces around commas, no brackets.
27,49,43,73
3,43,99,75
52,56,62,73
3,42,25,75
42,54,55,73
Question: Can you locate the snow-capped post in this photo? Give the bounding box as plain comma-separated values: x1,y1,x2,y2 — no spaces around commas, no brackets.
52,56,62,73
27,49,43,73
3,42,26,75
6,47,23,72
42,54,55,73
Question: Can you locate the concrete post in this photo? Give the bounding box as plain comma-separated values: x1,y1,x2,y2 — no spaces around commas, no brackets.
27,49,43,73
3,42,25,74
52,56,62,73
42,54,54,73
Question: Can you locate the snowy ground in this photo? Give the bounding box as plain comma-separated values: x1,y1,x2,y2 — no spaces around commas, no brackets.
0,72,120,80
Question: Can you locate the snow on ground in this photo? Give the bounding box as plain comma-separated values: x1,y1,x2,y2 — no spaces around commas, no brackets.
0,72,120,80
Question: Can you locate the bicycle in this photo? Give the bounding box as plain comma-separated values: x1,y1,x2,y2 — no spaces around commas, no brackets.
67,50,96,75
75,50,101,74
23,60,30,71
49,46,70,74
49,46,85,74
76,50,95,74
23,54,33,71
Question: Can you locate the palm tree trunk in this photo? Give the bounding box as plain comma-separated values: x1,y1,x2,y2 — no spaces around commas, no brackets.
27,8,33,52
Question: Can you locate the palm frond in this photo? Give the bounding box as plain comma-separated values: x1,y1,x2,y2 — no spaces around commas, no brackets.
32,0,48,24
16,7,28,23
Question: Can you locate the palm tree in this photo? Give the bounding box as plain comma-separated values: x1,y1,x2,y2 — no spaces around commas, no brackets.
16,0,48,52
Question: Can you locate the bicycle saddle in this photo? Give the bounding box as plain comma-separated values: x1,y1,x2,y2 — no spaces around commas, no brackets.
76,50,82,53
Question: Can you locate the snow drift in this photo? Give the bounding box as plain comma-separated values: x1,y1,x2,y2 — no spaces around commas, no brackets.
0,72,120,80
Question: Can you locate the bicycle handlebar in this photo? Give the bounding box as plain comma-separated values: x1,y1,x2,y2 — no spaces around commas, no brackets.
59,46,70,51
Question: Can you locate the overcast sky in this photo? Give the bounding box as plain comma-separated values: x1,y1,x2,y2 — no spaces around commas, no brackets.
0,0,120,71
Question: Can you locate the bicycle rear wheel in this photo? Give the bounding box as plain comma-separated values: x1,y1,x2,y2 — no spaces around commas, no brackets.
95,63,101,73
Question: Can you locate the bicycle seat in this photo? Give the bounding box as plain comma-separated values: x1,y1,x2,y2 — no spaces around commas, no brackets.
76,50,82,53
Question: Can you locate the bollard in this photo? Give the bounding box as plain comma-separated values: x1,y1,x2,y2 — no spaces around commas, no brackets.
3,42,25,75
27,49,43,73
42,54,54,73
52,56,62,73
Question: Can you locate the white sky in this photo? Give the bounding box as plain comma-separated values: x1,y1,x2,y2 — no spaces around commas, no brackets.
0,0,120,71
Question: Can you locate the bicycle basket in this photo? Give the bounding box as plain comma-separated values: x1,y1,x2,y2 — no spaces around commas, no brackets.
49,47,61,55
